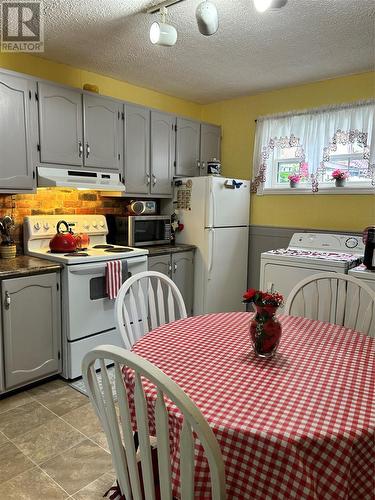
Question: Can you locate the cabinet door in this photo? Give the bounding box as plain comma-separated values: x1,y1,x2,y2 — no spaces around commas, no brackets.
38,82,83,166
2,273,61,390
148,254,171,277
200,123,221,176
124,104,150,194
150,111,175,196
0,73,35,191
83,95,121,170
172,251,194,316
175,118,200,177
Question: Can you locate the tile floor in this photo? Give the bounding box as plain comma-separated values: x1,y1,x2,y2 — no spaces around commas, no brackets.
0,378,116,499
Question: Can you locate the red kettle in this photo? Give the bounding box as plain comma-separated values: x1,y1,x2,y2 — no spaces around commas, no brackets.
49,220,77,253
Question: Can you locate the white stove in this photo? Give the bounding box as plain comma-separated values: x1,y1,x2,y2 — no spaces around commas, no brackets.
24,215,148,379
260,233,364,310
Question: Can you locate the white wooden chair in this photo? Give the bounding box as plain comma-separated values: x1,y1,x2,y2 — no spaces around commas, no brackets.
285,272,375,336
82,345,227,500
115,271,187,349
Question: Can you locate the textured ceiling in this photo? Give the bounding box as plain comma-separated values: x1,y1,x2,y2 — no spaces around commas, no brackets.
37,0,375,103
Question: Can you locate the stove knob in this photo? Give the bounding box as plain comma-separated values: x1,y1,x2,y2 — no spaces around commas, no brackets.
83,221,90,230
43,222,49,230
92,221,98,228
34,222,41,231
99,220,105,228
345,237,358,249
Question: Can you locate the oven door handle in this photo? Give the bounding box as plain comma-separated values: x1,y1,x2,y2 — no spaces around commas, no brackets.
68,256,147,275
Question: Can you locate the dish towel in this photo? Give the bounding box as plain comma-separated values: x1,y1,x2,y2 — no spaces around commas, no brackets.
106,260,123,300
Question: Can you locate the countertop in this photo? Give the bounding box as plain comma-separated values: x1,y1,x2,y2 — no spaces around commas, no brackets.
0,256,62,279
146,243,196,256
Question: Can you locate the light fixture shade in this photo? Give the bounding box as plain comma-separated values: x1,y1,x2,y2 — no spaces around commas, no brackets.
253,0,272,12
150,21,177,46
195,1,219,36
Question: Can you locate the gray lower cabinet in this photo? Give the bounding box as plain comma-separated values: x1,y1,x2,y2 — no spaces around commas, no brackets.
148,250,194,315
176,117,201,177
38,82,84,166
1,272,61,390
0,72,36,192
200,123,221,175
150,111,175,196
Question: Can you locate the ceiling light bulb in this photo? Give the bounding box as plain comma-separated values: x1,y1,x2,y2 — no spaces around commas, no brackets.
253,0,273,12
196,1,219,36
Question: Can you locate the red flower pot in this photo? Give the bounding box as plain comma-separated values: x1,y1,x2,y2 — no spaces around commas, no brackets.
250,305,282,358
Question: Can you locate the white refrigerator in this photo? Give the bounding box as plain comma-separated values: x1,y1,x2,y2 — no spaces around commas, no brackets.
175,176,250,315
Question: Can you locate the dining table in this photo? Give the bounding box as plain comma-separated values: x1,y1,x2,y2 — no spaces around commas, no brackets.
124,311,375,499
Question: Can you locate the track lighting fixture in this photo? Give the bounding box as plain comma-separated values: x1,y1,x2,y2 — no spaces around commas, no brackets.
149,6,177,46
195,1,219,36
253,0,287,12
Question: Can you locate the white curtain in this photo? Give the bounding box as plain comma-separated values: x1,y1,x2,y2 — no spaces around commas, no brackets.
251,100,375,193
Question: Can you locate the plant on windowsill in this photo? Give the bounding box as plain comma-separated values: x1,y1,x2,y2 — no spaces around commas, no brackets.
331,169,349,188
288,174,301,188
0,216,16,259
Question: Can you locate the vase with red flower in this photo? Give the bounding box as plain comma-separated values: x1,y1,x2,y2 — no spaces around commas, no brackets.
243,289,283,358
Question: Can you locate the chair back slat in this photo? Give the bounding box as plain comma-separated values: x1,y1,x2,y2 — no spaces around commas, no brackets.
155,388,173,500
134,372,156,500
180,419,195,499
82,346,227,500
114,362,143,499
156,279,166,325
285,272,375,336
115,271,187,348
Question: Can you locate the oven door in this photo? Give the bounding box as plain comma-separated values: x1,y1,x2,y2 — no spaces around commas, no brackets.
129,216,171,246
64,256,147,341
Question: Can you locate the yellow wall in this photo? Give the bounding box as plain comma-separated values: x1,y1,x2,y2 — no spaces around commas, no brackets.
0,53,202,119
202,72,375,232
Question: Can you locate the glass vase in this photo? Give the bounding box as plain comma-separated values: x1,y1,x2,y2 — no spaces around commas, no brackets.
250,305,282,358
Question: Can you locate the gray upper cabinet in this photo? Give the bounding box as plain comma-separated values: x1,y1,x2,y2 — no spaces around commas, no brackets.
150,111,175,196
38,82,83,166
83,95,121,170
0,73,36,192
124,103,150,194
2,272,61,390
176,117,201,177
172,251,194,316
200,123,221,175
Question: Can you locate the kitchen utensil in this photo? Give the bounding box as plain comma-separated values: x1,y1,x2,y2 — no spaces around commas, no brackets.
207,159,221,175
74,233,90,250
49,220,77,253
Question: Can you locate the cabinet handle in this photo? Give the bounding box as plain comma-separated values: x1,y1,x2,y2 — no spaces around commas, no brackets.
78,141,83,158
168,264,172,277
196,160,201,170
201,161,206,170
86,143,90,158
146,174,151,186
4,292,10,309
173,263,177,273
152,174,157,186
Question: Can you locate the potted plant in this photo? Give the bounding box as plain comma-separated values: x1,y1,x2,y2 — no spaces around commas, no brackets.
0,216,16,259
331,169,349,187
288,173,301,188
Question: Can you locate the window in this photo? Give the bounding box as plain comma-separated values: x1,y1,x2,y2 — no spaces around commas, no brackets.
251,100,375,193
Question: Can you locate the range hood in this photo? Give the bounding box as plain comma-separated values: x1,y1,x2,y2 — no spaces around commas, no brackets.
37,167,125,191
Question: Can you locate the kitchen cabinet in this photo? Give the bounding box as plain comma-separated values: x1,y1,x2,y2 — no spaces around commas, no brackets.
1,272,61,390
148,250,194,315
124,103,150,194
175,117,201,177
38,83,122,171
0,72,36,192
200,123,221,175
150,111,175,196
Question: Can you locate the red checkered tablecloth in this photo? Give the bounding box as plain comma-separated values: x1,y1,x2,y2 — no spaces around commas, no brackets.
125,312,375,499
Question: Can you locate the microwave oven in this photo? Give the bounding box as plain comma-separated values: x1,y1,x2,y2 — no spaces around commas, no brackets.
108,215,172,247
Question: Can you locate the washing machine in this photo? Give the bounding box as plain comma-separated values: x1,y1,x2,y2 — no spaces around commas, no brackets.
349,264,375,292
260,233,364,310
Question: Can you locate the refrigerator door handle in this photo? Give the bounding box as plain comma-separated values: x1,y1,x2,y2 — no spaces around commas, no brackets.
207,184,216,228
208,228,215,280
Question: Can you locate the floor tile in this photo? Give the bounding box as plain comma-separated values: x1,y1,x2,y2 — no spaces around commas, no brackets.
13,417,84,465
61,403,102,437
0,391,32,415
0,432,9,446
0,441,34,484
28,378,67,398
89,431,109,452
40,439,112,495
0,466,68,499
32,385,88,417
71,472,115,500
0,400,55,439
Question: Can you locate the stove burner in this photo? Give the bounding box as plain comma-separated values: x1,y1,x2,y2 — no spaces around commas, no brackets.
64,252,89,257
92,244,114,249
105,247,133,253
